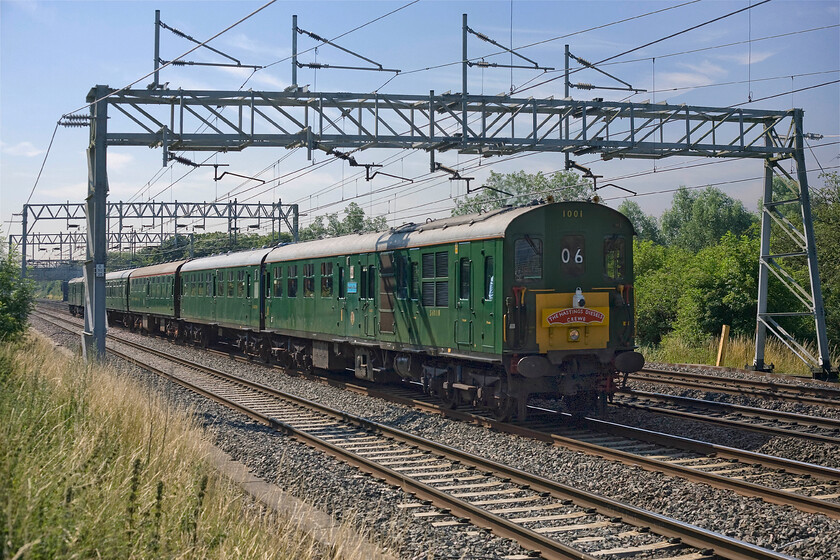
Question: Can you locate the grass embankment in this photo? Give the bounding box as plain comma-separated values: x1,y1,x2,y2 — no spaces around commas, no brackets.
641,333,839,377
0,333,349,559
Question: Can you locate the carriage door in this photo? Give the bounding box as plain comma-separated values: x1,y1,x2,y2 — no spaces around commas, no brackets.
344,256,363,337
455,242,473,350
361,254,377,338
378,252,396,341
479,242,498,352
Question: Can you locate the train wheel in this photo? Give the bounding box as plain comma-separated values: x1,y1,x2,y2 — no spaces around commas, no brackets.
564,391,597,421
490,396,516,422
440,386,460,410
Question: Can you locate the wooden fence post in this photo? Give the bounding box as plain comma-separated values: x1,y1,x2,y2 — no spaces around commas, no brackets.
716,324,731,367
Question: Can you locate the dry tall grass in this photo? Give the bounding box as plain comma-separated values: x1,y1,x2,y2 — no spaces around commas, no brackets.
641,332,839,377
0,333,376,559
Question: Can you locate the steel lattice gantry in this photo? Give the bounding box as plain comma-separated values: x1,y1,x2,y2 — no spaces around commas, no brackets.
18,199,299,273
82,85,833,376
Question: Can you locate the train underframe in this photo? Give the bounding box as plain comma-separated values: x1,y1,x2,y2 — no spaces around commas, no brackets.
105,309,617,421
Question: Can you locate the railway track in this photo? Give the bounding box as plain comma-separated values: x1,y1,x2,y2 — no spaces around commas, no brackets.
626,368,840,409
34,309,840,519
34,310,802,560
613,391,840,446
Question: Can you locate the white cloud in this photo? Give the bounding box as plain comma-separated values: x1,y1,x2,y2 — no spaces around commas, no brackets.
677,60,728,78
654,71,715,93
40,182,87,200
2,141,43,157
716,51,775,66
107,152,134,171
224,33,287,59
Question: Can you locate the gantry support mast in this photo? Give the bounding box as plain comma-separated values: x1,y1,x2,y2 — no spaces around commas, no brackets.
77,83,833,376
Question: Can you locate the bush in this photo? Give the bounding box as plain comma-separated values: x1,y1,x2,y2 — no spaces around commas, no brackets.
0,246,33,341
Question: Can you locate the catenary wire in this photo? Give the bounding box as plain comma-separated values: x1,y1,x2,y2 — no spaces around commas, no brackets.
513,0,773,95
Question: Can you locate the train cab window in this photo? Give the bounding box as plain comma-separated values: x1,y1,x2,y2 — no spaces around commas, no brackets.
287,265,298,298
604,235,626,281
459,258,471,300
273,267,283,298
484,256,495,301
560,235,586,277
321,262,333,297
303,263,315,297
514,237,542,282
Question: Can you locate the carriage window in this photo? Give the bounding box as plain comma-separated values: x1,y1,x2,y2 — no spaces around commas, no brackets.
484,256,495,301
360,266,368,299
321,262,333,297
561,235,586,277
287,265,298,298
459,258,471,300
237,271,245,298
303,263,315,297
514,237,543,282
396,255,409,300
421,251,449,307
273,267,283,298
338,266,346,298
604,236,626,281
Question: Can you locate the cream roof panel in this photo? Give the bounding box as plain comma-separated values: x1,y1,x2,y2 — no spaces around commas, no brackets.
266,205,534,263
181,247,273,272
130,260,189,278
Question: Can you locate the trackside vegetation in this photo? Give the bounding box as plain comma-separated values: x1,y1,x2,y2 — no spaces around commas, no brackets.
0,241,34,341
0,334,371,560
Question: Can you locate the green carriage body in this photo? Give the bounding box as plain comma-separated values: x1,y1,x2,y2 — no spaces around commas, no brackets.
68,276,85,316
262,201,636,365
179,249,272,330
105,270,131,312
129,261,187,318
262,215,505,358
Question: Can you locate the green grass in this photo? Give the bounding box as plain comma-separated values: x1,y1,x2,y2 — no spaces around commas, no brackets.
0,333,372,560
641,332,839,377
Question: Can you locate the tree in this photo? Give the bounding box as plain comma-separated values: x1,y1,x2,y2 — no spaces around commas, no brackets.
660,187,757,252
451,170,591,216
0,238,34,341
812,172,840,350
299,202,387,240
617,200,662,243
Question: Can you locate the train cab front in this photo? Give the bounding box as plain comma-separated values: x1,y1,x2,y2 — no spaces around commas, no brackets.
502,202,644,417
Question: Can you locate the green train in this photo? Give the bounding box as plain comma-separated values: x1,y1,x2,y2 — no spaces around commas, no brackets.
70,201,644,419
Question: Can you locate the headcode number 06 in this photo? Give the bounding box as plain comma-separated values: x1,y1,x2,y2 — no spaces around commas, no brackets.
562,248,584,264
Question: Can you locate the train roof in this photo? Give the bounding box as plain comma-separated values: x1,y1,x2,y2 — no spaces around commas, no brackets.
129,260,189,278
265,205,536,263
105,269,133,280
181,247,273,272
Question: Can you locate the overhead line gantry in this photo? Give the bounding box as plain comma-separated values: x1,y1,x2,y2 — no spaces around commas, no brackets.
77,82,833,377
69,13,832,377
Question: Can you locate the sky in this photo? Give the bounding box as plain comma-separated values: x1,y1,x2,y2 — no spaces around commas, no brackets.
1,0,838,256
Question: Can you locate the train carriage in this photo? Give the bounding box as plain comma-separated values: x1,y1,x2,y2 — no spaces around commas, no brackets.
259,201,642,419
178,248,273,348
128,260,188,333
68,276,85,316
105,269,132,325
